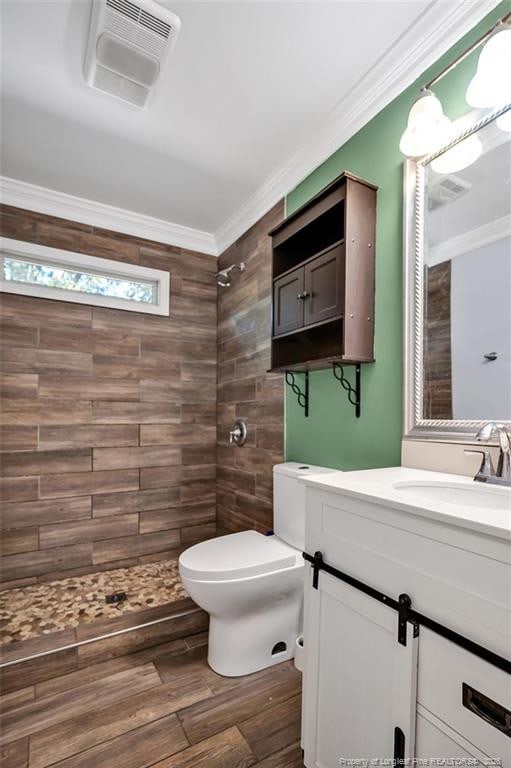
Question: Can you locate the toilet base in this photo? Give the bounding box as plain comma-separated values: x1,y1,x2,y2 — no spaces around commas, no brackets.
207,606,300,677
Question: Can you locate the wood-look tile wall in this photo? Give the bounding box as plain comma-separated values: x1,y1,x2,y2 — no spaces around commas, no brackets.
424,261,452,420
216,202,285,534
0,205,217,588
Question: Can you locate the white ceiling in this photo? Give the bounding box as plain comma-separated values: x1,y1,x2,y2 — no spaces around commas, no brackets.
0,0,499,252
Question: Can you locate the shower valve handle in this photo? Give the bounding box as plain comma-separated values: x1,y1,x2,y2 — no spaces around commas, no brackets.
297,291,310,300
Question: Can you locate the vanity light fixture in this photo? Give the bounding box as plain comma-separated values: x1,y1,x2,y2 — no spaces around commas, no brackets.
399,10,511,159
399,89,452,158
465,26,511,109
430,133,482,174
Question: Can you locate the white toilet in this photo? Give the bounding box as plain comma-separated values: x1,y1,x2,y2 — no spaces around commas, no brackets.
179,462,337,677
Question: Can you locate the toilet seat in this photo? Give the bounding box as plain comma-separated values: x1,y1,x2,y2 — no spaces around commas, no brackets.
179,530,299,582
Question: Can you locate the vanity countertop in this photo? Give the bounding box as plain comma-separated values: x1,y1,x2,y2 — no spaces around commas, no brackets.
301,466,511,540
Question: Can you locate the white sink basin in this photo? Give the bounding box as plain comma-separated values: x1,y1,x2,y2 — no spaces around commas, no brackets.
392,481,511,510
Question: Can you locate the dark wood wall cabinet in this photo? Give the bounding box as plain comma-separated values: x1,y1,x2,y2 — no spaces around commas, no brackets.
269,172,377,416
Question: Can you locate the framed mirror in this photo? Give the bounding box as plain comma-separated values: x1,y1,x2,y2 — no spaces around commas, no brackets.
404,104,511,441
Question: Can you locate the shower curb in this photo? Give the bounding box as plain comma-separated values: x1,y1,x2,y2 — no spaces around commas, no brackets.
0,606,205,669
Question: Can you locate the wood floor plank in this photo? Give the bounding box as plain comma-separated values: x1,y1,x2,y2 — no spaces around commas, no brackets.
34,639,188,699
0,647,78,695
29,673,212,768
0,663,161,744
252,741,304,768
48,713,189,768
176,664,302,745
0,738,28,768
238,694,302,760
0,687,34,715
149,726,257,768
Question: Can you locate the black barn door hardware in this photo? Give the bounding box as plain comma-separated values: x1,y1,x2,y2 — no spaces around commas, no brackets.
332,363,361,417
462,683,511,736
303,550,511,674
285,372,309,417
393,727,405,765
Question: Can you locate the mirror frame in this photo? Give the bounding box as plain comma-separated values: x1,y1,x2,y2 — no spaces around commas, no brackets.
403,103,511,442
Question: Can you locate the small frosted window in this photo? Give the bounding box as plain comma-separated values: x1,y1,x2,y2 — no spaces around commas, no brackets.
3,257,155,304
0,237,170,316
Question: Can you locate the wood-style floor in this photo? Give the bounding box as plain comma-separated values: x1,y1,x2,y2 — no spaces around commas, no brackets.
0,632,304,768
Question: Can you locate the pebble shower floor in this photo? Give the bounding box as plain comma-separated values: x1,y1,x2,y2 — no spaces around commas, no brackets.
0,559,187,645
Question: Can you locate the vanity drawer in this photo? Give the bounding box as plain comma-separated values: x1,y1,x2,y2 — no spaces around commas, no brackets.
417,629,511,764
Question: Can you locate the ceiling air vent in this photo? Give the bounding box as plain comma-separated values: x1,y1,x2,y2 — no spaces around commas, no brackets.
428,175,472,211
84,0,181,108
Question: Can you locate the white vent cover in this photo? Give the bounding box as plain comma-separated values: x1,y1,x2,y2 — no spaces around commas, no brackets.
84,0,181,108
428,175,472,211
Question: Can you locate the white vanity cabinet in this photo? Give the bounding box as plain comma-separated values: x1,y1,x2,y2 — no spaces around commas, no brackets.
301,469,510,768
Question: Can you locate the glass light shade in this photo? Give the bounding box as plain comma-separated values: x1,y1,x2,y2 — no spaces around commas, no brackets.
399,91,453,158
431,133,483,174
466,28,511,108
496,109,511,132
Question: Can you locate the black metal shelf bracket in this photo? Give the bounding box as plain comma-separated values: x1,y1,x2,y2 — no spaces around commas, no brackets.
285,371,309,417
332,363,361,417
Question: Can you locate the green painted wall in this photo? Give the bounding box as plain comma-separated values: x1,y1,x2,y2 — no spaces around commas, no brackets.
285,2,509,470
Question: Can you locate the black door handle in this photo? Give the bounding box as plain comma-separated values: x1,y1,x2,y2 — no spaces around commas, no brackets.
463,683,511,736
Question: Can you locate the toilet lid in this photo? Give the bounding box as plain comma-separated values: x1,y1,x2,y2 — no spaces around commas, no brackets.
179,530,298,581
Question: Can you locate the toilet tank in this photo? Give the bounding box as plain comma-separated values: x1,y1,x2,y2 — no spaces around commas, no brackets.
273,462,340,550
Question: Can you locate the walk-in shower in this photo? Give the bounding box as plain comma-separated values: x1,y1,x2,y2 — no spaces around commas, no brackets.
216,262,245,287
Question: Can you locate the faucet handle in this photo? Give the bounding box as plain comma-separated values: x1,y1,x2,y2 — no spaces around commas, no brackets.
464,449,495,482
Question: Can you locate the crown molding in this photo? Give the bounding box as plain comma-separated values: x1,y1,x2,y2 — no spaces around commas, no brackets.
0,177,218,256
429,215,511,266
214,0,500,254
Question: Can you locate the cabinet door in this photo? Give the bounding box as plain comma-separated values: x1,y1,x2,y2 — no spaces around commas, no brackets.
303,243,344,326
273,268,304,336
302,570,418,768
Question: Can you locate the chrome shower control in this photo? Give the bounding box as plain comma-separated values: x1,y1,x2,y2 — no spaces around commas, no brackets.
229,419,247,446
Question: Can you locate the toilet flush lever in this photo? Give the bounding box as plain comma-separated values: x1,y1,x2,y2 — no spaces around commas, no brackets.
229,419,247,447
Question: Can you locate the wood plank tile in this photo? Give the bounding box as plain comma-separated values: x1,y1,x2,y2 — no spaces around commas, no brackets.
78,611,208,667
1,399,92,426
250,741,304,768
0,687,35,715
139,502,215,534
0,738,28,768
1,497,91,529
139,425,215,446
176,664,302,745
38,376,139,401
36,223,140,265
34,639,188,699
139,378,181,402
1,348,92,374
0,663,161,744
0,294,92,328
238,694,301,760
40,469,139,499
0,427,38,452
92,530,180,564
39,514,138,548
93,355,180,381
0,477,38,502
93,446,181,471
151,726,257,768
0,528,38,556
0,648,78,695
39,424,139,450
92,488,180,517
181,523,216,545
29,673,211,768
44,713,188,768
139,466,183,490
0,374,38,399
0,449,91,478
0,543,92,581
39,328,139,356
92,401,180,424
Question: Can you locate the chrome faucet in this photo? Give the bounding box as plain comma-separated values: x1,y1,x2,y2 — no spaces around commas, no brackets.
465,422,511,485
